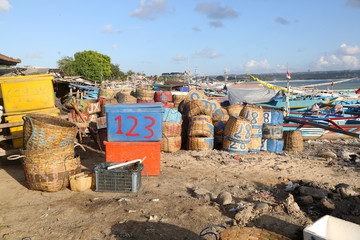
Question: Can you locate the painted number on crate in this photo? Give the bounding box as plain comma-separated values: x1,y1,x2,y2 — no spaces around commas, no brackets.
115,115,155,139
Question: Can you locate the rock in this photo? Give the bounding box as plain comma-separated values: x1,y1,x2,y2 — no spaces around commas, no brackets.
193,187,211,201
235,206,254,226
336,150,355,161
318,150,337,159
255,203,269,211
338,186,359,198
321,199,335,214
299,186,327,199
284,194,300,215
148,215,159,222
285,181,300,192
217,192,232,205
297,196,313,205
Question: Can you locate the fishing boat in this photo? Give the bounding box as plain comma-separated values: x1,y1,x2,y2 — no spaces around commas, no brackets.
258,95,338,109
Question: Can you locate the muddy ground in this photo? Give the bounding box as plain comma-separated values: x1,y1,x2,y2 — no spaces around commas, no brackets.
0,138,360,240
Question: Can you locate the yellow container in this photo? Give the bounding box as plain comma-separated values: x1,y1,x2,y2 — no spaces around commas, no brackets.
5,107,60,148
0,74,55,113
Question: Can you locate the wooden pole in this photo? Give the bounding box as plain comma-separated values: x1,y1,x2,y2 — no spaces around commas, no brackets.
284,116,360,138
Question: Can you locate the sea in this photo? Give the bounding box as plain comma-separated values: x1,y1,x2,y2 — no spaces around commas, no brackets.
268,78,360,91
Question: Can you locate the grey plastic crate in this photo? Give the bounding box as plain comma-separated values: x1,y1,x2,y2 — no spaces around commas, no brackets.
94,162,143,193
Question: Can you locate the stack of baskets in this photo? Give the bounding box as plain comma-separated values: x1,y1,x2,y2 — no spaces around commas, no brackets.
154,91,173,108
188,115,214,150
222,115,252,154
240,104,264,152
21,114,80,192
136,87,155,103
261,109,284,153
161,108,182,153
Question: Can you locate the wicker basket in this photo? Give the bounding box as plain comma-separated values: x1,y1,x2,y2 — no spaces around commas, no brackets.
223,115,252,142
183,89,208,105
98,88,116,99
189,115,214,137
212,106,229,122
173,95,186,105
222,136,249,154
22,146,81,192
240,104,264,128
114,86,134,95
227,104,244,117
213,120,227,135
283,130,304,151
23,114,78,150
162,122,182,137
116,92,137,103
100,98,118,116
188,137,214,150
70,171,93,192
220,226,290,240
187,99,212,117
136,87,154,101
248,136,262,152
161,135,182,153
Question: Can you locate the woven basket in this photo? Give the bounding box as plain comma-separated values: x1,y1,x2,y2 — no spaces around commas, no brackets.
188,137,213,150
98,88,116,99
114,86,134,95
212,106,229,122
173,95,186,105
189,115,214,137
187,99,212,117
223,115,252,142
161,135,182,153
100,98,118,116
183,89,208,105
162,122,182,137
23,114,78,150
240,104,264,127
283,130,304,151
220,226,290,240
136,87,154,101
70,171,92,192
22,145,81,192
227,104,244,117
222,136,249,154
213,120,227,135
248,136,262,152
116,92,137,103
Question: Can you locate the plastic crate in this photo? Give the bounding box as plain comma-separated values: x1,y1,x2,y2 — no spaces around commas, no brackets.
94,162,143,193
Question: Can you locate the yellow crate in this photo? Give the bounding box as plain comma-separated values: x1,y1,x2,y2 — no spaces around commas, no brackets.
0,74,55,113
5,107,60,148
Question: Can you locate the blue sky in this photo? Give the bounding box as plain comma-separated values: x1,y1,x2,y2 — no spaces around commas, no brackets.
1,0,360,76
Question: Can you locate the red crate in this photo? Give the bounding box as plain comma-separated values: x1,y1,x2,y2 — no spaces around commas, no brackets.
104,141,161,176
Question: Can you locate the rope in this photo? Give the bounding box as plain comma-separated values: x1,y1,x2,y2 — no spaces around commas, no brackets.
199,225,226,240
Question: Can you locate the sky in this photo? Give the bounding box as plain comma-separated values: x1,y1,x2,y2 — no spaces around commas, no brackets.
1,0,360,76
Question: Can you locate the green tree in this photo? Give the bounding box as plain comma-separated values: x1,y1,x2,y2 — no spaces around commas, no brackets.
57,56,76,76
73,50,111,81
110,63,125,80
126,70,135,77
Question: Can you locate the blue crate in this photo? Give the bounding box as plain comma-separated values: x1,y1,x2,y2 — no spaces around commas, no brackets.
261,139,284,153
105,103,163,142
180,87,189,92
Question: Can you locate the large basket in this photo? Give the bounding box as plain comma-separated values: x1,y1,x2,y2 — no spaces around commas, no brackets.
23,114,78,150
187,99,212,117
220,226,290,240
188,115,214,137
116,92,137,103
222,136,249,154
240,104,264,138
98,88,116,99
212,106,229,122
136,87,154,101
162,122,182,137
22,145,80,192
283,130,304,151
213,120,227,135
248,136,262,152
227,104,244,117
223,115,252,142
188,137,214,150
161,135,182,153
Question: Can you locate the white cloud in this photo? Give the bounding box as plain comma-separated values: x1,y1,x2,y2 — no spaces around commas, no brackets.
239,59,271,73
25,52,42,59
193,47,222,59
0,0,11,12
347,0,360,8
103,24,122,33
315,43,360,70
339,43,360,55
275,17,290,25
130,0,168,21
172,54,188,62
209,21,223,28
